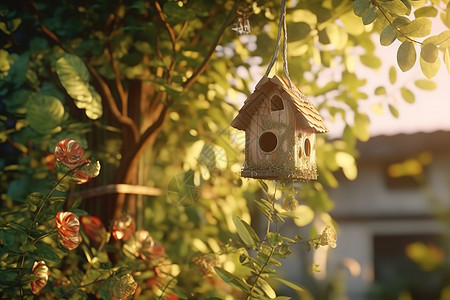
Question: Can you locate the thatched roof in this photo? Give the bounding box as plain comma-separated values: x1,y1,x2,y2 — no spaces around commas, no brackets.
231,75,328,133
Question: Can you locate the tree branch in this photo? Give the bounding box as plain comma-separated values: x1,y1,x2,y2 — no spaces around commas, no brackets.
182,1,239,90
28,0,140,143
107,40,128,116
154,0,177,82
114,99,171,218
372,0,423,45
176,21,189,43
123,99,171,184
86,64,140,142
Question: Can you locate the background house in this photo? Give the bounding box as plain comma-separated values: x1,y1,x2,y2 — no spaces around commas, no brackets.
327,130,450,299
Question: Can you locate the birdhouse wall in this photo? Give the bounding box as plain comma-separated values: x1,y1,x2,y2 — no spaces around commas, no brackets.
295,128,317,180
242,88,298,179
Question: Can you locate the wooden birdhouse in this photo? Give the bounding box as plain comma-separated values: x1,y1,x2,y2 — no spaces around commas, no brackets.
231,75,328,181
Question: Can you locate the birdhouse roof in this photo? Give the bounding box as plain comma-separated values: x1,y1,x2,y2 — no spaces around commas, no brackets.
231,75,328,133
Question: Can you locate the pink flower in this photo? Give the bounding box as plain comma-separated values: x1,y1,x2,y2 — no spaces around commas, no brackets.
53,139,101,185
56,212,82,250
112,214,136,241
56,212,80,237
80,215,107,244
54,138,84,169
58,233,82,250
29,261,49,295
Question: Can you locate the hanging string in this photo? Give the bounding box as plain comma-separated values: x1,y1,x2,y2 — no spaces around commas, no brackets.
264,0,293,89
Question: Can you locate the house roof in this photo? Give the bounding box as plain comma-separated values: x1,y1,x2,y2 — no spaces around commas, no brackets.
231,75,328,133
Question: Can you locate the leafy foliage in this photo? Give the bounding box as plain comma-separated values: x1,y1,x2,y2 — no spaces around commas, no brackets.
0,0,449,299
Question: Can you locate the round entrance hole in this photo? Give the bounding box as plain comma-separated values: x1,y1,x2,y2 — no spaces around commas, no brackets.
259,132,278,153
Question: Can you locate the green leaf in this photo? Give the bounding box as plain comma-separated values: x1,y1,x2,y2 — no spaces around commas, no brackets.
163,2,197,22
86,86,103,119
389,104,399,118
414,79,436,90
353,112,370,142
232,216,256,248
20,275,40,285
7,53,29,88
292,205,314,227
389,66,397,84
55,53,103,120
27,192,45,205
437,31,450,48
258,180,269,193
287,22,311,41
360,54,381,69
400,0,411,15
272,277,304,292
380,25,397,46
26,94,64,134
266,232,283,248
32,242,61,263
257,278,276,299
374,86,386,95
420,56,440,79
279,243,291,256
255,199,274,222
414,6,438,18
325,23,347,50
445,48,450,76
400,87,415,103
362,6,377,25
19,243,37,253
214,267,251,294
401,18,432,38
382,0,409,15
257,252,282,267
241,219,261,245
421,43,438,63
336,151,357,181
397,41,416,72
354,0,371,17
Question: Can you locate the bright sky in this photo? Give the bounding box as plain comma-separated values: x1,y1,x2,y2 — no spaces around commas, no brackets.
343,47,450,137
326,20,450,137
233,23,450,138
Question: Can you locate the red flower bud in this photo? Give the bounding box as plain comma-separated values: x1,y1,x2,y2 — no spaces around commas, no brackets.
29,261,49,295
80,215,107,244
58,233,82,250
112,214,136,241
56,212,80,238
54,138,84,169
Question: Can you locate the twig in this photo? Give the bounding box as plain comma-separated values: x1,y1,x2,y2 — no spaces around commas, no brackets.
176,21,189,43
182,1,240,90
246,246,275,300
86,64,140,142
154,1,177,82
372,0,423,45
28,0,140,142
108,40,128,116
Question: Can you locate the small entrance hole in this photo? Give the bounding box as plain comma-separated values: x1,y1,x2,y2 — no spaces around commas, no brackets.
259,132,278,153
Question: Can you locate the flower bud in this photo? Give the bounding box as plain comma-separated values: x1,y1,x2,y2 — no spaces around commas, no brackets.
29,261,49,295
112,214,136,241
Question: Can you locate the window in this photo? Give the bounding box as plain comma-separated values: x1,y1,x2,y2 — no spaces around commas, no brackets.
271,95,284,111
259,132,277,152
373,234,442,300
